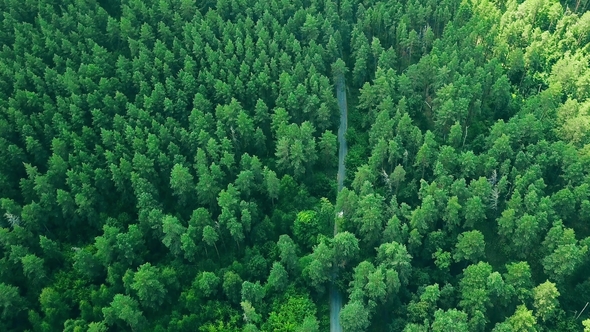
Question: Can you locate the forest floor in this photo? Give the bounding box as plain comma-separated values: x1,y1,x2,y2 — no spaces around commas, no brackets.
330,72,348,332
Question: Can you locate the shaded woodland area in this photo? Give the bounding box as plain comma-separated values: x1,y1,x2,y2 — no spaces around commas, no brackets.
1,0,590,331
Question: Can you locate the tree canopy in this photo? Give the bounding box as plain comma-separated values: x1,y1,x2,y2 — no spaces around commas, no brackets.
1,0,590,331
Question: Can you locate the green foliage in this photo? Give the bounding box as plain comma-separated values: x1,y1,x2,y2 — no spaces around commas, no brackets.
241,301,261,324
0,283,25,320
241,281,266,307
21,254,46,286
0,0,589,330
431,309,469,332
222,271,243,305
332,58,349,82
504,262,534,303
541,222,588,283
87,322,108,332
131,263,167,309
459,262,493,317
332,231,360,265
264,294,317,332
454,230,486,263
102,294,146,331
162,215,186,257
376,242,412,286
303,241,334,291
296,315,320,332
340,301,370,332
266,262,288,293
533,280,560,322
170,164,195,204
277,235,298,272
196,272,221,298
293,210,321,250
39,287,69,329
507,305,537,332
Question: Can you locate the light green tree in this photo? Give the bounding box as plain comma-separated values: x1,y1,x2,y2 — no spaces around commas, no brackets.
266,262,288,293
131,263,167,309
454,230,486,263
533,280,560,322
195,271,220,298
340,301,370,332
169,163,194,204
431,309,469,332
507,305,537,332
102,294,147,331
162,215,186,257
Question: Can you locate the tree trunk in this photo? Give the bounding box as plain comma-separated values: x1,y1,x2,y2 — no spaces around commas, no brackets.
214,243,220,259
462,126,469,149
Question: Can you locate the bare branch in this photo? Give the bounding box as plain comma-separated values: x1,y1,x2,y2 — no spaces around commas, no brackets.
3,213,21,227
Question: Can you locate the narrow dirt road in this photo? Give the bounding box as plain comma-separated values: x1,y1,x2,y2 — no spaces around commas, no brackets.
330,284,343,332
336,74,348,197
330,73,347,332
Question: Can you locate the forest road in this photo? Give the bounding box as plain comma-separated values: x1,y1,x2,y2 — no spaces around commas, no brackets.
330,73,347,332
336,74,348,197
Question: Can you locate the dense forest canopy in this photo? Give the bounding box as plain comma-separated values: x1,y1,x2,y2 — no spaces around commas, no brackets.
1,0,590,331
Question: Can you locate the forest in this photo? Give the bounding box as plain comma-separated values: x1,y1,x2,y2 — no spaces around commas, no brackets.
1,0,590,331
